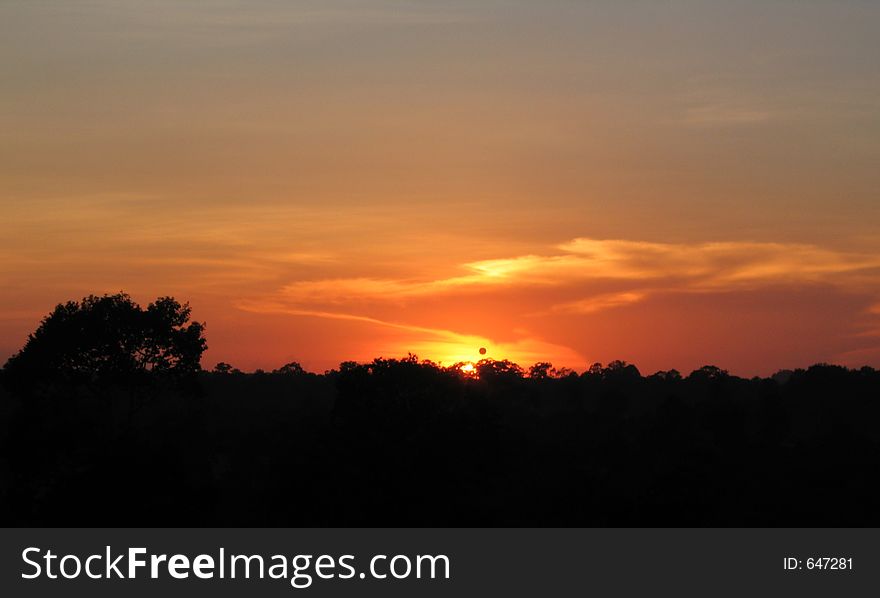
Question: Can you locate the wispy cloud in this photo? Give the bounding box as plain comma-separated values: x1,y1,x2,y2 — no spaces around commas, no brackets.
234,302,583,366
262,238,880,309
558,239,880,289
548,291,647,315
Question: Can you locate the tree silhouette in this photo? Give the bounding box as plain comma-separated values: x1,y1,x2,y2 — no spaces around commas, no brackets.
2,292,206,391
687,364,728,381
528,362,554,379
273,361,306,376
213,362,240,375
476,358,523,380
603,359,641,381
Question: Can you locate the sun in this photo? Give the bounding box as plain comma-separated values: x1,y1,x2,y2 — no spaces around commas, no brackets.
457,362,481,378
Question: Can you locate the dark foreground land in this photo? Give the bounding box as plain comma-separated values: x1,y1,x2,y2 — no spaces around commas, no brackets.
1,358,879,527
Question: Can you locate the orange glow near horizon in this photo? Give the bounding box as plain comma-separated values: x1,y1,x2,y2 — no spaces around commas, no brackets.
4,224,880,376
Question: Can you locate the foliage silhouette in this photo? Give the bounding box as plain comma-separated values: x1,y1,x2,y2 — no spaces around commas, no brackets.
273,361,306,376
2,293,206,393
2,295,880,526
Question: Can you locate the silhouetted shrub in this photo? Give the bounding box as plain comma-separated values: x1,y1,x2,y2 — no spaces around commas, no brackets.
2,293,206,394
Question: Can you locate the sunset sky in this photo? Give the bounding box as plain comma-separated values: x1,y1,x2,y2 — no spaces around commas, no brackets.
2,1,880,376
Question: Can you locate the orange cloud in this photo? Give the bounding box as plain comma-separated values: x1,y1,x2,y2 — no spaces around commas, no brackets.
234,237,880,371
263,238,880,308
548,291,648,315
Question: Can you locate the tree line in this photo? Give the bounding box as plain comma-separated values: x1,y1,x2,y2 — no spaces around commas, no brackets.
1,293,878,526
